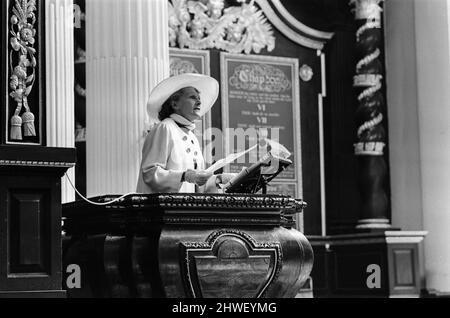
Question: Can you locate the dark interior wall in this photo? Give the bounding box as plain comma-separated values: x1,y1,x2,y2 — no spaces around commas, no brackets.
323,29,362,233
268,30,323,236
268,0,370,235
74,0,86,198
261,0,391,234
321,0,391,234
298,0,365,233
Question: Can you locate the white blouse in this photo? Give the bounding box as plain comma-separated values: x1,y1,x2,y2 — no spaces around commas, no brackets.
136,118,205,194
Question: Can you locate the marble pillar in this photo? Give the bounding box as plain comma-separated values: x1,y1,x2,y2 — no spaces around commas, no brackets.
384,0,450,295
414,0,450,294
85,0,170,196
45,0,75,203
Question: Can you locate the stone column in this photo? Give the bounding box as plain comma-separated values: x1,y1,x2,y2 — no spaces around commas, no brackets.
45,0,75,203
85,0,169,196
414,0,450,294
350,0,390,230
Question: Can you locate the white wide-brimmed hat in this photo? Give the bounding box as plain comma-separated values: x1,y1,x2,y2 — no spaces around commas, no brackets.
147,73,219,121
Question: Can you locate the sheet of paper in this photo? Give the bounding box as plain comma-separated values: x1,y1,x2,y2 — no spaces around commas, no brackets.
205,144,258,173
265,138,291,159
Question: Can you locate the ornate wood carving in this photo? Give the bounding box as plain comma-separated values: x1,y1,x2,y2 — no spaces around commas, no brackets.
2,0,45,145
68,193,306,211
349,0,390,230
0,159,75,168
62,194,313,298
351,0,385,156
180,229,282,298
9,0,38,140
0,145,76,169
62,193,306,235
168,0,275,54
255,0,333,50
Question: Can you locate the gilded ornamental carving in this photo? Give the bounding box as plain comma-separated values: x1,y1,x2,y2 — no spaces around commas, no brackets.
350,0,385,155
9,0,38,140
168,0,275,54
350,0,390,229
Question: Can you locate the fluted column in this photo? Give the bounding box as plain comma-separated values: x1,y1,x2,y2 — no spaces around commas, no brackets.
45,0,75,203
85,0,170,196
350,0,390,230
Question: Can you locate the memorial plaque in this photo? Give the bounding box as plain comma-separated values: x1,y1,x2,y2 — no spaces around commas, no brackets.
169,48,212,163
169,48,210,77
220,53,302,197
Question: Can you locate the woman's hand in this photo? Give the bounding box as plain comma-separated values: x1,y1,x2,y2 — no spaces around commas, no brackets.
184,169,213,186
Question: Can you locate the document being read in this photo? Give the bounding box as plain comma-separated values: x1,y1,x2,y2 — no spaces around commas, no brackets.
205,144,258,174
205,139,291,174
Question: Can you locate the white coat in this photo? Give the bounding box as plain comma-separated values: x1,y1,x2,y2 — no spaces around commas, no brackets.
136,117,205,194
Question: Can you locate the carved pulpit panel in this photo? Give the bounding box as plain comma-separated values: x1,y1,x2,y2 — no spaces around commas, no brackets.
180,230,281,298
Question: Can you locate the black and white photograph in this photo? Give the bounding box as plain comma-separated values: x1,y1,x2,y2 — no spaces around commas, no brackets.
0,0,448,308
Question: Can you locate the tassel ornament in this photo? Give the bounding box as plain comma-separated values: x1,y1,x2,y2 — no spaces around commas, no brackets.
22,110,36,137
22,98,36,137
10,113,23,140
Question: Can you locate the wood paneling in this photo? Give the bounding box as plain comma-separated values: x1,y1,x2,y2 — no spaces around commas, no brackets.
388,245,419,296
8,191,50,273
0,145,76,297
310,232,425,297
0,176,58,291
393,249,414,286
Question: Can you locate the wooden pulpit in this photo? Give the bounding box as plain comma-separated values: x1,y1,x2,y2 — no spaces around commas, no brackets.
0,146,76,297
62,193,313,298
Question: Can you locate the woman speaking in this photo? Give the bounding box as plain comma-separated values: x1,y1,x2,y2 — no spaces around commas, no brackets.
136,73,226,194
